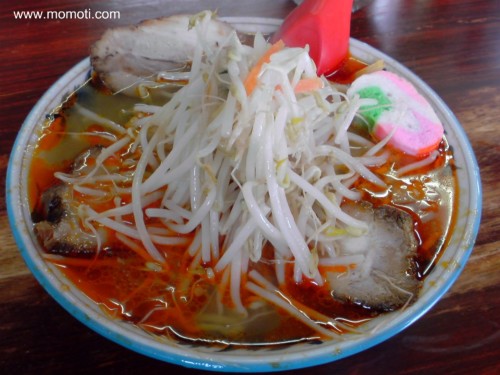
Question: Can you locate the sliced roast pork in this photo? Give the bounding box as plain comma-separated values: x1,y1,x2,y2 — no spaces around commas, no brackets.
91,13,234,96
327,202,421,311
33,147,105,257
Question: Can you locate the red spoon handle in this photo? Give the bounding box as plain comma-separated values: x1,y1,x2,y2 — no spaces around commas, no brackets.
272,0,353,75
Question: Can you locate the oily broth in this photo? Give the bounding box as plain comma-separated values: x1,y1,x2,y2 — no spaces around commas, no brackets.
351,140,457,279
28,60,458,346
29,81,138,211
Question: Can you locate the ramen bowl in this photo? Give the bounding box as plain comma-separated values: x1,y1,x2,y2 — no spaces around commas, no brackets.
6,17,481,372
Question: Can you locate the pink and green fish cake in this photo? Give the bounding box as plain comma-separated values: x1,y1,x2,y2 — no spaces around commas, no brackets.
348,70,444,156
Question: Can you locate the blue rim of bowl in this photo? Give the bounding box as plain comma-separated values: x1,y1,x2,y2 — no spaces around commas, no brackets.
6,17,482,372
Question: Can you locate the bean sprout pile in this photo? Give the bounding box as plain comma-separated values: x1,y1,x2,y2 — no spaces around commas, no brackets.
55,13,393,317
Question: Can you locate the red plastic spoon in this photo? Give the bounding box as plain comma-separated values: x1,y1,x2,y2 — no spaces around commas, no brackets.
271,0,353,76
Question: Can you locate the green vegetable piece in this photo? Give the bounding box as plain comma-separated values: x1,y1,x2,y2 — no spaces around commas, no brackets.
356,86,392,132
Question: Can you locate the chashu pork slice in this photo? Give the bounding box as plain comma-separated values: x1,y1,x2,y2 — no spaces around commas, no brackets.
33,147,105,257
34,184,98,257
90,13,234,96
327,202,421,312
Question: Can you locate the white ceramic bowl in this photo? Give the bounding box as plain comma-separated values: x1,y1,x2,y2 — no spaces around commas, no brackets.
6,18,481,372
